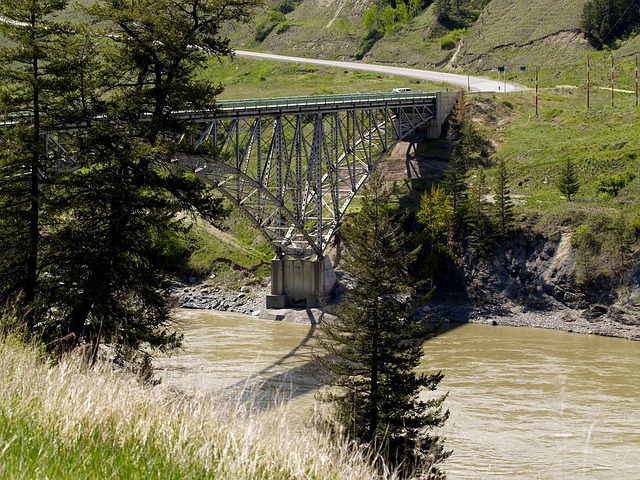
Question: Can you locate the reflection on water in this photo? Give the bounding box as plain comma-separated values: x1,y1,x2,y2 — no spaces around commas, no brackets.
158,309,640,479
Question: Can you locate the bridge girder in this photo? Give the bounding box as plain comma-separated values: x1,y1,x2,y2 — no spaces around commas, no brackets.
174,94,438,258
30,92,445,259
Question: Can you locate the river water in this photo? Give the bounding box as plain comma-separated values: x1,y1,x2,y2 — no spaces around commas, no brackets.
158,309,640,479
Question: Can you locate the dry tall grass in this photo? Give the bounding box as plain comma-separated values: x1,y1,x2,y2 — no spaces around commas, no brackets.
0,339,390,479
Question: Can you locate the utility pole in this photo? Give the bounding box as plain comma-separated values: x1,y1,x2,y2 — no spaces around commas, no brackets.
611,55,615,107
535,66,539,116
587,56,590,109
504,66,507,93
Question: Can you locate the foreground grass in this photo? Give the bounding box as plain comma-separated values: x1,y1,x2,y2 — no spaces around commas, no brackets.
0,340,386,480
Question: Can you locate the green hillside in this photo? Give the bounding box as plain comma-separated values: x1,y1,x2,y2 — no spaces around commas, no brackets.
454,0,590,69
227,0,638,76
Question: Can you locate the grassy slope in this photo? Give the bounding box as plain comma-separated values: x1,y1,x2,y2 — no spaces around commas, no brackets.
458,0,590,68
228,0,599,73
0,340,382,480
204,56,446,98
363,6,453,68
225,0,368,60
476,89,640,217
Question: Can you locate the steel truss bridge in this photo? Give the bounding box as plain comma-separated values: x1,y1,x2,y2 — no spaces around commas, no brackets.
172,91,455,258
34,91,455,259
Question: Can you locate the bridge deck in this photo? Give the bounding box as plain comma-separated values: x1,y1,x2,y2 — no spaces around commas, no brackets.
182,92,437,119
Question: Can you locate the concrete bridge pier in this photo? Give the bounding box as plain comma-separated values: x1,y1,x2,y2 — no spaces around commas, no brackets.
266,256,336,308
426,91,458,139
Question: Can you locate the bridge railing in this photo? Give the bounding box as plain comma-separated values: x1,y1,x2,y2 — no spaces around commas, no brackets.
216,91,436,111
0,92,437,126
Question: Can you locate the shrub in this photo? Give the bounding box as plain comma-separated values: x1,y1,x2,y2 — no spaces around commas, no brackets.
355,29,383,60
630,219,640,239
572,224,601,284
272,0,297,14
596,171,635,197
440,29,465,50
275,22,291,34
255,11,286,42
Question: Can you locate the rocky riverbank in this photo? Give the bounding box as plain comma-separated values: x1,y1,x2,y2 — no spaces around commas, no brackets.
174,281,640,341
441,302,640,341
175,282,265,317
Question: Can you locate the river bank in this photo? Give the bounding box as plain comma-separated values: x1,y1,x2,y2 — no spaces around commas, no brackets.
173,281,640,341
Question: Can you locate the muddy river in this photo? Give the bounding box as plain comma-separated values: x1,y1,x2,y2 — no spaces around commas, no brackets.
158,309,640,479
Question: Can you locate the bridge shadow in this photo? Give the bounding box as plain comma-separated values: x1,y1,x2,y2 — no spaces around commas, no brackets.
220,309,322,411
220,287,482,413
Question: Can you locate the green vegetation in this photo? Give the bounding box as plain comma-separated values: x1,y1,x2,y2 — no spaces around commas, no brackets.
596,171,635,198
254,0,303,41
0,0,259,359
582,0,640,47
466,88,640,286
493,158,515,239
0,338,386,480
203,57,445,99
186,212,273,289
439,28,465,50
358,0,428,57
417,185,453,287
557,157,580,201
316,171,448,479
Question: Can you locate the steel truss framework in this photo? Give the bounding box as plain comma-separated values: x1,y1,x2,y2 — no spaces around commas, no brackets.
31,93,438,258
175,93,438,258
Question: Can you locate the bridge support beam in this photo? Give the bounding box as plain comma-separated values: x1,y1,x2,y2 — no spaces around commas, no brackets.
266,256,336,308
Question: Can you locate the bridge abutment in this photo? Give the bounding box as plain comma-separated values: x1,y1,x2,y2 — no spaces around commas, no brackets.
266,256,336,308
425,91,459,139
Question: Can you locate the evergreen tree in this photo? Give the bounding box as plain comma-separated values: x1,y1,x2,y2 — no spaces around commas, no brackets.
447,92,469,144
466,168,493,251
0,0,259,357
316,170,449,479
582,0,640,46
572,224,600,285
39,0,257,355
610,213,634,278
435,0,451,21
557,157,580,201
0,0,75,327
447,91,482,168
442,153,468,228
494,158,515,239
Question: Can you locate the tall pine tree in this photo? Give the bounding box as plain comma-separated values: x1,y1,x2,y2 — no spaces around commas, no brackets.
442,153,468,230
417,184,453,289
39,0,259,356
466,168,493,252
0,0,260,358
0,0,76,327
557,157,580,201
316,170,449,479
494,158,515,239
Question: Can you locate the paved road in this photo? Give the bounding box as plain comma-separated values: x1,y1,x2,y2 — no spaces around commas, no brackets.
236,50,527,93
